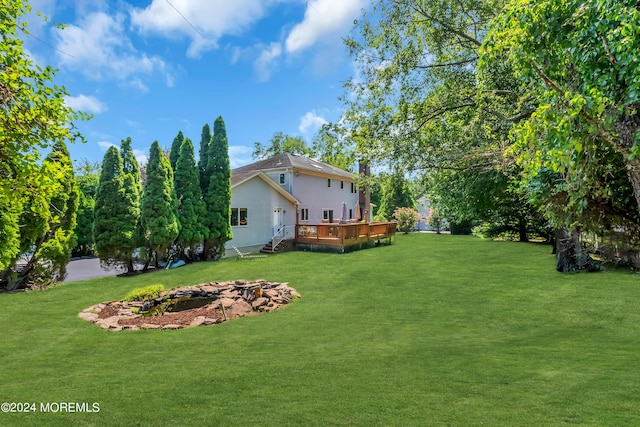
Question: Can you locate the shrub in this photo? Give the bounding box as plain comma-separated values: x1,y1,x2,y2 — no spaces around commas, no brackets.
392,207,420,234
124,284,164,302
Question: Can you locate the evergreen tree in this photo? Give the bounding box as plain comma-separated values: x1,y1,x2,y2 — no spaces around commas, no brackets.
141,141,180,265
169,131,184,172
174,138,207,259
94,147,136,272
72,160,100,257
119,137,142,270
203,116,232,260
198,123,212,193
3,142,79,289
34,142,80,284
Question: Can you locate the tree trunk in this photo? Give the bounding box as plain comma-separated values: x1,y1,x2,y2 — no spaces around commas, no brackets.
126,256,135,274
518,216,529,242
555,227,590,272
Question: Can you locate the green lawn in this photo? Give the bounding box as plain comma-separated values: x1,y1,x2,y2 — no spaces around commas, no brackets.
1,234,640,426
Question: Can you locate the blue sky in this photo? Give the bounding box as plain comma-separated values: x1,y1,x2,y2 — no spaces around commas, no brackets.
23,0,368,168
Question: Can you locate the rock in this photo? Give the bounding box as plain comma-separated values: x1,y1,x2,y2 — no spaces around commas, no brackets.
230,299,253,316
262,289,279,299
219,298,235,308
190,316,207,327
162,324,182,330
141,323,162,329
252,297,268,309
78,312,98,322
96,316,119,329
290,290,301,299
202,318,220,325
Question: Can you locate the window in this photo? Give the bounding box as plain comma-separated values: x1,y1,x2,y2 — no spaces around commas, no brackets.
351,182,355,193
327,178,331,187
230,208,248,226
322,209,334,221
349,209,353,219
301,208,309,221
341,180,344,189
279,174,285,184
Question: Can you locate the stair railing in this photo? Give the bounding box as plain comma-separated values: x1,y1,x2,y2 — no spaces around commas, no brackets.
270,225,286,252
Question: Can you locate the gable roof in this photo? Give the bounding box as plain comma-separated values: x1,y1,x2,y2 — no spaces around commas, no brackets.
231,171,300,205
231,153,355,181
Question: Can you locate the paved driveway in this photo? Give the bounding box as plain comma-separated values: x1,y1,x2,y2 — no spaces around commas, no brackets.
63,257,123,283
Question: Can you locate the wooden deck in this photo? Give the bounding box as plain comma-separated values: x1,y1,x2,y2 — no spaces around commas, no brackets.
294,222,396,253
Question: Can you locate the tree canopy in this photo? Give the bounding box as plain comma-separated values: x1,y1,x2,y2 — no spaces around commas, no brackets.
252,132,313,159
0,0,89,275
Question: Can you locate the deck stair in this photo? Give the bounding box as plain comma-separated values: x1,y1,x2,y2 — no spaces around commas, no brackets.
260,240,286,254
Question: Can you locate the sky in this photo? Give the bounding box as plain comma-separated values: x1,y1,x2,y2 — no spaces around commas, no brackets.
23,0,368,168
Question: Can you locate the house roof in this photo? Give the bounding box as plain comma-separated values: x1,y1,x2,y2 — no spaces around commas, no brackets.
231,153,355,181
231,171,300,206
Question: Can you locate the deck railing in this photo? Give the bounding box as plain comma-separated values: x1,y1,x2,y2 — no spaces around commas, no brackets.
295,221,396,248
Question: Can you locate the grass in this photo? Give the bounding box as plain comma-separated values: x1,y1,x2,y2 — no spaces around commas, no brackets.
1,233,640,426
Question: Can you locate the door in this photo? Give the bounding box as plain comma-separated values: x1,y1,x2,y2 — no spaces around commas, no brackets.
273,207,283,235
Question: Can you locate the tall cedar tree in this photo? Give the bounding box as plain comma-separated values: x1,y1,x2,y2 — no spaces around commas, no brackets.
2,142,79,290
169,130,184,172
174,138,207,259
203,116,232,260
119,137,143,271
94,147,137,271
34,142,80,284
141,141,180,265
72,160,100,257
198,123,212,194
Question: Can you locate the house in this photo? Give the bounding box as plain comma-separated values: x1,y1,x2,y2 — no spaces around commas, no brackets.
226,153,367,254
416,196,431,231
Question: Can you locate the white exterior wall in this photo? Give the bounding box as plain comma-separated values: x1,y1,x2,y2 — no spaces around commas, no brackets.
226,177,296,249
292,173,359,223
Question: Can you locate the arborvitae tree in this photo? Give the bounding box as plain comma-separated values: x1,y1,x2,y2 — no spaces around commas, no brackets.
198,123,212,193
202,116,232,260
94,147,136,272
2,142,79,290
120,137,142,270
141,141,180,266
34,142,80,284
72,160,100,257
174,138,207,259
169,131,184,172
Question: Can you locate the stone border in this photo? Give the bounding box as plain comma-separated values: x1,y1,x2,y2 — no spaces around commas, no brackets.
79,279,300,331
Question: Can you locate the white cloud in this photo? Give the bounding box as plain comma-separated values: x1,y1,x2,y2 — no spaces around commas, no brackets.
64,94,107,114
299,111,328,141
253,42,282,82
285,0,366,54
130,0,280,58
53,11,170,90
228,145,254,168
133,149,149,167
97,141,116,151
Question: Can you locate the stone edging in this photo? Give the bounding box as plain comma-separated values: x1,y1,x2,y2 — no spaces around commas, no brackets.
78,279,300,331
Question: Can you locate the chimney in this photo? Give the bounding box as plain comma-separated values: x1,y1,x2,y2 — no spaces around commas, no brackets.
358,162,371,222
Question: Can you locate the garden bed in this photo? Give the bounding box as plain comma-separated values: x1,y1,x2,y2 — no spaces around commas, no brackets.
78,279,300,331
